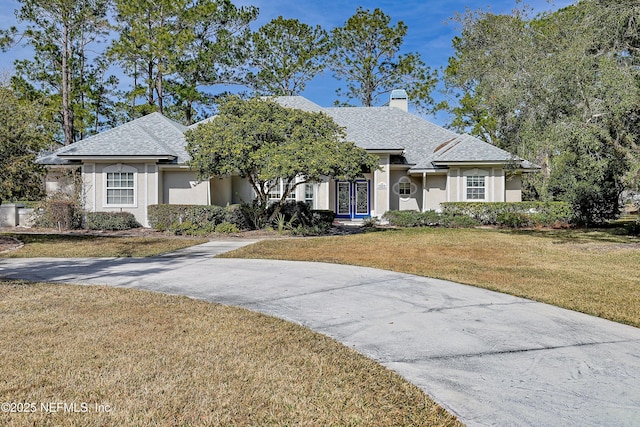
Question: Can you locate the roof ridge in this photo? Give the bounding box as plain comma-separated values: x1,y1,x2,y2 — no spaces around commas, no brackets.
434,137,462,157
432,137,458,154
133,119,179,156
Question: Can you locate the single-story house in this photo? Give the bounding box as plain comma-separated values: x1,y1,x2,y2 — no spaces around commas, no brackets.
40,91,538,227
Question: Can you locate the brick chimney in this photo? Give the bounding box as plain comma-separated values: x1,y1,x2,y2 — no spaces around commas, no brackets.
389,89,408,112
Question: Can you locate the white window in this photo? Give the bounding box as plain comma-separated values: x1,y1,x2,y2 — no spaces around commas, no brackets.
268,179,296,202
466,175,486,200
104,164,136,207
305,183,315,208
398,182,411,197
268,180,281,201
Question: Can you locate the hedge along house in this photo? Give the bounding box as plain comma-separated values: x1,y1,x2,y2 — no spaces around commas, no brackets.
40,91,538,227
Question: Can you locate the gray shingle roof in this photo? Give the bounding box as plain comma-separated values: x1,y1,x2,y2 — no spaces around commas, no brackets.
47,112,189,163
270,96,324,113
42,97,537,171
272,97,534,171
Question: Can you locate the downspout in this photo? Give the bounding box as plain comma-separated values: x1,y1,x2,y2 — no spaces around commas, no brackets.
207,177,211,205
422,172,426,212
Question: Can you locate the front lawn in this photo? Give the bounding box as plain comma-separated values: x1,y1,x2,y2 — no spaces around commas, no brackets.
221,227,640,327
0,281,460,427
0,234,207,258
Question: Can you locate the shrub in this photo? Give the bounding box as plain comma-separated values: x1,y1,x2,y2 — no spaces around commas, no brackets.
168,220,217,236
311,210,335,227
214,222,239,233
267,201,315,227
238,202,268,230
383,210,481,229
362,216,379,228
441,202,572,227
290,223,331,236
148,205,226,231
382,210,442,227
225,204,251,231
148,204,250,234
439,213,479,228
496,212,533,228
86,212,141,230
627,217,640,236
33,194,83,230
382,210,420,227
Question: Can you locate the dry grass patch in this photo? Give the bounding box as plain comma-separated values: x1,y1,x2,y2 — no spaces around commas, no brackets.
0,281,461,427
0,234,207,258
222,227,640,327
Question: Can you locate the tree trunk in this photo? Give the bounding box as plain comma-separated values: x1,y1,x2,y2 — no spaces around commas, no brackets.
156,69,163,115
61,21,74,145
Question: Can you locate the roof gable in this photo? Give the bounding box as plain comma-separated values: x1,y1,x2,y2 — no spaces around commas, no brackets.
54,112,189,162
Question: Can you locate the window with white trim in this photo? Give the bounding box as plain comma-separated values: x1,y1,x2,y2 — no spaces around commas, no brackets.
268,179,296,202
304,183,315,208
466,175,486,200
398,182,411,197
104,165,136,206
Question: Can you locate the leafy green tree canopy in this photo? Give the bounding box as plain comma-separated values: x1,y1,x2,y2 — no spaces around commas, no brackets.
2,0,111,145
329,7,437,112
185,96,379,220
0,81,54,205
248,16,331,96
110,0,257,124
444,1,640,224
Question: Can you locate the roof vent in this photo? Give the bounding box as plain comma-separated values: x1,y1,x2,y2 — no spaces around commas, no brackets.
389,89,408,112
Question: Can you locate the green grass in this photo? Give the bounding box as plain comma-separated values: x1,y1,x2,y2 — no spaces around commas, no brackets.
221,226,640,327
0,234,207,258
0,281,461,427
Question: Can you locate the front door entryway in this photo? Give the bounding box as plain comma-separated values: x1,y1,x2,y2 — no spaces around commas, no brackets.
336,180,370,219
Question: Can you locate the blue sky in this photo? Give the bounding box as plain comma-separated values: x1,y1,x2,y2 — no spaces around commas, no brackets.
242,0,574,111
0,0,574,124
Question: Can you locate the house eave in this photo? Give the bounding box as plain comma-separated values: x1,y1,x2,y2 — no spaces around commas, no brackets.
366,149,405,155
517,167,541,173
57,155,177,162
389,164,413,171
408,168,449,175
432,160,510,166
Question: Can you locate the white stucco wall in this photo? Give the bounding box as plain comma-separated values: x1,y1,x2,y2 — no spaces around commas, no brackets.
506,174,523,202
316,180,330,210
447,167,507,203
162,170,209,205
374,155,390,216
83,163,155,226
230,176,254,204
210,177,232,206
389,170,421,211
425,174,447,211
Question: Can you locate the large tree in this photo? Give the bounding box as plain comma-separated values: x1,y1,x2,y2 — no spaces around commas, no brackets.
329,7,437,111
110,0,190,117
247,17,330,96
166,0,257,124
111,0,257,123
445,1,640,224
2,0,111,145
0,81,54,205
185,96,379,222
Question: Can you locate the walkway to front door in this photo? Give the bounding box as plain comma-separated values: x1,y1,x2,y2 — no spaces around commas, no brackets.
336,180,370,219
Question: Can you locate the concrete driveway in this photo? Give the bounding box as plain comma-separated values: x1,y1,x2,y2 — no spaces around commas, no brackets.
1,240,639,426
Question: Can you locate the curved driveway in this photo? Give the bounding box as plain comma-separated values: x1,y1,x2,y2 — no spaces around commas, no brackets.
1,240,639,426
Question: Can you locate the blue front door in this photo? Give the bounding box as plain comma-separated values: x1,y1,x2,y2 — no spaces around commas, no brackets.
336,180,370,219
